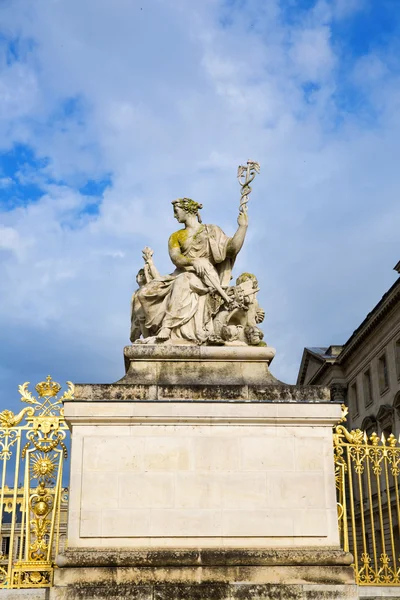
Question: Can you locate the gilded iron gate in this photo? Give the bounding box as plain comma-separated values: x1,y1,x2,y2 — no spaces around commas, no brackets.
334,407,400,585
0,376,72,588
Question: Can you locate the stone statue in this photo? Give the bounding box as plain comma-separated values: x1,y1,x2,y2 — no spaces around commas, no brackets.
129,248,160,342
130,161,265,346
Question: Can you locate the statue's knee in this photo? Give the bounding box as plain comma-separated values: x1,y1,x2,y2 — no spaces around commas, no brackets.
175,272,191,289
178,272,190,281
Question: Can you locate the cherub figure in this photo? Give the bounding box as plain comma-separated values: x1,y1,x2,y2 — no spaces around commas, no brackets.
130,248,160,342
130,268,148,343
245,326,266,347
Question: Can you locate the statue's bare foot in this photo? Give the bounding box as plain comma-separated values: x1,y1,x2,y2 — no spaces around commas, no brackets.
156,327,171,341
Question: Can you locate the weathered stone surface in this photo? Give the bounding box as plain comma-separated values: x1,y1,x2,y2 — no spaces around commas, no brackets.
247,384,330,402
71,383,330,403
121,344,277,386
0,591,47,599
49,580,359,600
57,548,353,569
72,346,330,401
53,546,357,591
50,584,152,600
153,582,231,600
302,585,360,599
124,344,272,361
358,587,400,598
53,565,356,587
155,383,248,400
231,583,303,599
52,545,357,599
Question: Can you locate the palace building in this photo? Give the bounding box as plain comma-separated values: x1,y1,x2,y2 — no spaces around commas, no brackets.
297,261,400,434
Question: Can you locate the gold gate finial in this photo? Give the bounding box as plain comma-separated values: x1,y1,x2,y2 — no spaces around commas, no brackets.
35,376,61,398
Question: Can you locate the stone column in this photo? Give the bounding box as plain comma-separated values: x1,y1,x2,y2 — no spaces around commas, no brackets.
51,346,358,600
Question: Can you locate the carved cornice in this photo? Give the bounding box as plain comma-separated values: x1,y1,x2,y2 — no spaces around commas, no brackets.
337,279,400,364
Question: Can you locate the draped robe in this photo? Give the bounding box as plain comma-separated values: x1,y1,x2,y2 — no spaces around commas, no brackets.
137,224,234,343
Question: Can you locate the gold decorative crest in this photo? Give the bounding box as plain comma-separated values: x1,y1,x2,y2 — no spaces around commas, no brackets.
35,376,61,398
18,376,74,417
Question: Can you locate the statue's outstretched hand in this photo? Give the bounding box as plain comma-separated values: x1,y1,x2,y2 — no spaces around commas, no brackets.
142,246,154,264
142,246,160,279
237,210,249,227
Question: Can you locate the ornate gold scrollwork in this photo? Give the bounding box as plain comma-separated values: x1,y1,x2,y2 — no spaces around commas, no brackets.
0,407,34,429
1,376,72,589
334,407,400,586
28,482,53,561
0,564,8,586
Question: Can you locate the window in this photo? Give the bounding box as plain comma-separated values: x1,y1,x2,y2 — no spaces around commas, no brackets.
377,404,394,439
1,536,10,557
395,392,400,420
361,415,378,438
16,536,26,559
365,532,370,557
364,369,373,406
376,529,383,559
350,382,359,416
394,526,400,561
378,353,390,394
383,425,393,439
396,339,400,380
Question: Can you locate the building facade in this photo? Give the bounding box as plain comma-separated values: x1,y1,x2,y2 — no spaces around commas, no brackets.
297,261,400,435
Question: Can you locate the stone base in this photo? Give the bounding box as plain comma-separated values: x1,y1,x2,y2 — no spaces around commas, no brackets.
358,588,400,598
0,592,47,599
75,344,330,402
65,390,338,549
121,344,277,386
61,346,352,598
50,548,359,599
50,583,358,600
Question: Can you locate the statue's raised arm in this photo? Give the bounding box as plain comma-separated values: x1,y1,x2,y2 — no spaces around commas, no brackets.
131,162,263,346
226,208,248,257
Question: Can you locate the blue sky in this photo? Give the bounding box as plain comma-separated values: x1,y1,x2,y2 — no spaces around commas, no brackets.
0,0,399,412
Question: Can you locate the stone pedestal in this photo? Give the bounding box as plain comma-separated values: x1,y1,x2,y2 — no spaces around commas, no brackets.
52,346,358,600
121,344,277,386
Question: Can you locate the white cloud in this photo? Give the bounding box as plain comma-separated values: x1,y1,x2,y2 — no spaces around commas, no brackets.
0,225,21,253
0,176,12,187
333,0,366,19
289,26,335,82
0,62,39,122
